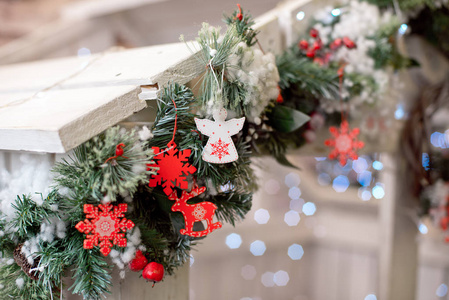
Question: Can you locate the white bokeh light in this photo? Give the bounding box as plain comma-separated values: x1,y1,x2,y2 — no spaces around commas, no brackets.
436,284,448,297
288,186,302,199
288,244,304,260
289,198,305,212
285,172,301,187
261,272,275,287
274,270,290,286
284,210,300,226
372,184,385,199
254,209,270,224
226,233,242,249
302,202,316,216
250,240,266,256
364,294,377,300
265,179,280,195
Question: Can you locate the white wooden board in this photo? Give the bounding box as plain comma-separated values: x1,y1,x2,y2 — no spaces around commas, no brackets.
0,85,145,153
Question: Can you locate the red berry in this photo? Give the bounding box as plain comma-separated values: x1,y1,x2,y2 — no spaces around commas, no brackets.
142,262,164,284
330,38,342,50
298,40,309,50
115,143,125,156
313,40,321,50
343,37,356,49
236,13,243,21
128,251,148,272
309,28,319,38
306,49,316,58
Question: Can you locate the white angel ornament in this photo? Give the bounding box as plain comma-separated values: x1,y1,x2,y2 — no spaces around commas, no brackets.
194,108,245,164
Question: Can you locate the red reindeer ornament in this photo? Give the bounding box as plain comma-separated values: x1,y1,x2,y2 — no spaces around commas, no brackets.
168,185,222,237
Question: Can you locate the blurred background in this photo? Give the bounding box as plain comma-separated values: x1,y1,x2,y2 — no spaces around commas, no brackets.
1,0,449,300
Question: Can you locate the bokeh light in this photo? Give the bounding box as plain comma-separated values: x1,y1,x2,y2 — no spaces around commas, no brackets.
261,272,275,287
436,284,448,297
372,184,385,199
274,270,290,286
285,172,301,187
296,11,305,21
290,198,305,212
352,157,368,174
288,244,304,260
284,210,300,226
288,186,302,199
241,265,257,280
254,209,270,224
250,240,266,256
77,47,91,57
318,173,332,186
358,187,372,201
364,294,377,300
333,175,350,192
357,171,372,187
372,160,383,170
190,254,194,266
302,202,316,216
264,179,280,195
226,233,242,249
419,223,428,234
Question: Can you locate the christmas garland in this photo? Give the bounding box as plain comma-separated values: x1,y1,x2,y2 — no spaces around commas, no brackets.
0,3,417,299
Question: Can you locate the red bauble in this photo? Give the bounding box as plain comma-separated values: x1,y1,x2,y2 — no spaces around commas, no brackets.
306,49,316,58
129,250,148,272
343,36,356,49
309,28,319,38
142,262,164,286
298,40,309,50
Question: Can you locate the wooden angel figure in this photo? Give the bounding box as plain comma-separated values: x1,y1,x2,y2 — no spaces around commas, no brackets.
194,108,245,164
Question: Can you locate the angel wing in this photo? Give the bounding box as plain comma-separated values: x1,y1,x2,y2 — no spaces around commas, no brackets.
195,118,216,137
225,117,245,136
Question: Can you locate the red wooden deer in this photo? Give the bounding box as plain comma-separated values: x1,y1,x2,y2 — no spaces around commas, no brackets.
168,185,222,237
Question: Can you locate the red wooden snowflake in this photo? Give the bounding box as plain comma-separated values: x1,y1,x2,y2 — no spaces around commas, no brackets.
148,141,197,195
324,120,364,166
210,138,230,161
75,203,135,256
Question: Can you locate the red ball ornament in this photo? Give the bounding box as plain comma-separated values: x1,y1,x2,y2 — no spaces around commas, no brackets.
343,36,356,49
306,49,316,58
129,250,148,272
142,262,165,287
309,28,319,38
298,40,309,50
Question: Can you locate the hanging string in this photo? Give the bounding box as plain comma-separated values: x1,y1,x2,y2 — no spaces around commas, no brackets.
169,98,178,146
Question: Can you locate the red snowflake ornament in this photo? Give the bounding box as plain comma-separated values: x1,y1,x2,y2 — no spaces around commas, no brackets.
324,120,364,166
210,138,230,160
149,141,197,195
167,185,222,237
75,203,135,256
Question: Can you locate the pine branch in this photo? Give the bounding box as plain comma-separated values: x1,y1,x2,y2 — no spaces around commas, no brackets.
223,5,259,46
68,233,112,300
277,48,340,100
54,126,155,202
207,193,252,226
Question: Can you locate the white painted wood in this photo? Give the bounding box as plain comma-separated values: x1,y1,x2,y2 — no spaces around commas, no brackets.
61,0,169,21
0,86,146,152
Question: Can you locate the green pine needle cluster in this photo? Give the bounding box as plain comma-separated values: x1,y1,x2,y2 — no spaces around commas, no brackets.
223,5,259,46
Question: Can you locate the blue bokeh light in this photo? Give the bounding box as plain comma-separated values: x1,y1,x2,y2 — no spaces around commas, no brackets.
436,284,448,297
333,175,350,192
372,184,385,199
372,161,383,170
250,240,267,256
226,233,242,249
364,294,377,300
358,171,372,187
288,244,304,260
302,202,317,216
331,8,341,16
398,23,408,35
419,223,428,234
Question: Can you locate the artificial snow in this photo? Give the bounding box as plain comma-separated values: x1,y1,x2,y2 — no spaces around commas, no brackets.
15,277,24,289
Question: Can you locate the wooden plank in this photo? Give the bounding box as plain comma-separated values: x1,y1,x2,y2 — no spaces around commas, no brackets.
0,85,146,152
